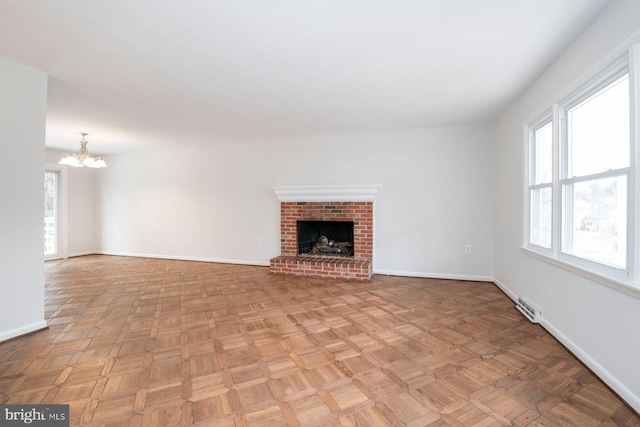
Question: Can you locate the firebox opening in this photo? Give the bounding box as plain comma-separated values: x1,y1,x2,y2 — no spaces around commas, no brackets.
297,220,354,258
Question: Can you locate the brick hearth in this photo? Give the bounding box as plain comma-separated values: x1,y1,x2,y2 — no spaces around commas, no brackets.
270,256,373,281
270,200,374,281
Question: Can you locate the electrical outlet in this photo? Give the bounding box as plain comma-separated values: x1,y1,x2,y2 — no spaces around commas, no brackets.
188,234,194,242
464,244,472,254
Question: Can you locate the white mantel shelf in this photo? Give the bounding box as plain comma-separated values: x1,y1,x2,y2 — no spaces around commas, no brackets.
273,185,380,202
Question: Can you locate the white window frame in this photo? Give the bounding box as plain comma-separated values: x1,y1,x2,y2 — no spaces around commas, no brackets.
527,113,553,254
523,43,640,297
45,163,68,260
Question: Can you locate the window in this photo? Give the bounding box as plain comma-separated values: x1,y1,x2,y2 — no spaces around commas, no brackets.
526,45,638,288
44,165,66,260
529,119,553,249
44,170,59,257
562,73,629,269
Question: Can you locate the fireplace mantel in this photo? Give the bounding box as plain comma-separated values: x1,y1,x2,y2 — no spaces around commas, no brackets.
273,185,380,202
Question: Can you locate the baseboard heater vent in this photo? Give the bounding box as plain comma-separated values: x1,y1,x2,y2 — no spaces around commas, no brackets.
516,297,541,323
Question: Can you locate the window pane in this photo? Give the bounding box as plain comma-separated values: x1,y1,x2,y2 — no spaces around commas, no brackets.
568,74,629,177
564,176,626,268
533,122,552,184
44,171,58,256
531,187,552,248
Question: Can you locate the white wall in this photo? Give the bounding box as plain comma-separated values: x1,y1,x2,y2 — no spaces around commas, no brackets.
0,57,48,341
98,124,495,280
494,0,640,411
45,148,100,257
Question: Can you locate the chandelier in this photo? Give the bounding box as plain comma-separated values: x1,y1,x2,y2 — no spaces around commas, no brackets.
59,133,107,168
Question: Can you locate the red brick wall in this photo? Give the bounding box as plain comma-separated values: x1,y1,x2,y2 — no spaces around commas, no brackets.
280,201,373,260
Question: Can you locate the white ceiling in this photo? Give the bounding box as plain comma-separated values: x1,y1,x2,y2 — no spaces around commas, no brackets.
0,0,611,154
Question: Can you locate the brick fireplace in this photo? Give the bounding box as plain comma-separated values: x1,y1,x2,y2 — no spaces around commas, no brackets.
270,185,379,281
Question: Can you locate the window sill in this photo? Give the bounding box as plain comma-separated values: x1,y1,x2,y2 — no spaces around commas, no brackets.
520,246,640,300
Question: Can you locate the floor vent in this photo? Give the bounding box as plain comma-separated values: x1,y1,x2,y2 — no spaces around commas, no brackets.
516,297,541,323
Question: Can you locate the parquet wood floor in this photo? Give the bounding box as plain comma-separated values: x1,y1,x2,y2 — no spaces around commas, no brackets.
1,255,638,426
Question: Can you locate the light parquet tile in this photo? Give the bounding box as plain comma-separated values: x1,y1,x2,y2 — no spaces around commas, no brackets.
0,255,635,426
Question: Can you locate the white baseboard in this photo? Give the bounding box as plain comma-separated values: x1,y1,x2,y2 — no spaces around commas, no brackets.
0,320,48,342
540,317,640,412
97,251,271,267
493,276,640,413
492,277,518,302
62,255,491,280
374,268,493,282
67,250,98,258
